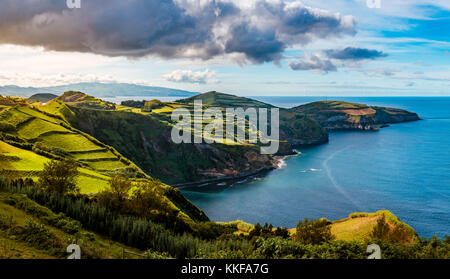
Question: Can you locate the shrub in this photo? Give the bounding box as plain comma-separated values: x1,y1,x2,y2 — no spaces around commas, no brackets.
38,159,80,195
0,121,15,132
294,218,334,245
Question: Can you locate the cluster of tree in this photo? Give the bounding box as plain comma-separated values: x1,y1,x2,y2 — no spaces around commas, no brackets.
121,100,146,108
249,223,290,239
142,100,164,112
95,174,191,233
1,176,198,259
294,218,335,245
37,159,80,195
2,160,449,259
371,215,415,244
2,176,450,259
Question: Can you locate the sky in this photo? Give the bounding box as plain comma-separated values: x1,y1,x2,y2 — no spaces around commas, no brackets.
0,0,449,96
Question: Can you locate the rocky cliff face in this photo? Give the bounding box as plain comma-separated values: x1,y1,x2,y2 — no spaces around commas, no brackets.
291,101,420,131
64,106,278,185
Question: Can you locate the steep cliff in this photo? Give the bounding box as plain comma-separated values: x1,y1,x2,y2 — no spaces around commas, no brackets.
291,101,420,131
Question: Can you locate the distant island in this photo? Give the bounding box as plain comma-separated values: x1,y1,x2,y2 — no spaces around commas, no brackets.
0,82,198,98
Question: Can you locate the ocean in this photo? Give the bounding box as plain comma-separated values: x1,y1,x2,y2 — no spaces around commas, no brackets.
181,97,450,238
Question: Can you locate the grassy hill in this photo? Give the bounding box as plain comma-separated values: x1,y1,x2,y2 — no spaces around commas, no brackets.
287,210,417,244
331,211,417,244
0,99,208,223
292,101,420,131
27,94,58,104
178,91,329,147
54,99,276,185
179,91,273,108
0,105,140,179
0,191,152,259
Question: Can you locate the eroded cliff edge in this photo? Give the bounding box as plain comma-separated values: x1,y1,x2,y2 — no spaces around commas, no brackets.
291,101,421,131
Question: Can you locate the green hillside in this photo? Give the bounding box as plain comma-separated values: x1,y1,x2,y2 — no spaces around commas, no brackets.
0,105,140,178
178,91,329,147
292,101,420,131
0,99,208,223
0,191,149,259
0,93,448,260
27,93,58,104
180,91,273,108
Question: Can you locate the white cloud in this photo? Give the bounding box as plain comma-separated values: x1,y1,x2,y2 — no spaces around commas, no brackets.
163,69,220,84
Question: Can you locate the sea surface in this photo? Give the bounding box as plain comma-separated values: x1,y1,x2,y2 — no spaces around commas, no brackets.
181,97,450,238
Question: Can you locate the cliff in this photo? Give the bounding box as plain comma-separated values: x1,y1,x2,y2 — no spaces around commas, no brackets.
180,92,329,147
291,101,421,131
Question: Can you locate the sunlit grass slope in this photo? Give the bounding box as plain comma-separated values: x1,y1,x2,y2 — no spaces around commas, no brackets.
0,140,109,193
0,105,141,177
331,210,417,243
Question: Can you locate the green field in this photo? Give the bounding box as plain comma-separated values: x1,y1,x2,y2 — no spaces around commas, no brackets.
0,104,136,175
17,118,69,139
0,140,110,193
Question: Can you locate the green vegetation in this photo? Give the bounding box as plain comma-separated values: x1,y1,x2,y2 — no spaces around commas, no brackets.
38,160,79,195
0,186,149,259
0,91,443,260
294,218,334,245
292,101,420,131
27,94,58,104
1,176,449,259
0,104,142,178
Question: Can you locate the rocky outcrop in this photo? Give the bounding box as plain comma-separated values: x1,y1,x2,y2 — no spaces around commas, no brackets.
291,101,421,131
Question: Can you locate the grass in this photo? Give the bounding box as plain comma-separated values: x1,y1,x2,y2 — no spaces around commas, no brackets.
331,215,380,241
17,118,69,139
0,140,110,193
0,141,48,171
0,108,34,127
37,133,104,152
86,160,128,171
71,150,118,160
331,210,416,242
285,210,418,243
349,210,416,235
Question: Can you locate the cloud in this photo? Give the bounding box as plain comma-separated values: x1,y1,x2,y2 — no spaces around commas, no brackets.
0,0,356,64
163,69,219,84
289,46,387,73
289,55,337,73
0,71,150,87
325,47,388,60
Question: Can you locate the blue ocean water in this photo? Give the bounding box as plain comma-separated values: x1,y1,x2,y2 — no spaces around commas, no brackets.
182,97,450,238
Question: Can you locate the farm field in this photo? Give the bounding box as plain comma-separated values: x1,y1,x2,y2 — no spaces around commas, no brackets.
0,104,136,176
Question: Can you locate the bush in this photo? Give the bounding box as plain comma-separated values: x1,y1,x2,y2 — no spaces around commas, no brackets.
371,215,414,244
294,218,334,245
19,220,62,250
38,159,80,195
0,121,15,132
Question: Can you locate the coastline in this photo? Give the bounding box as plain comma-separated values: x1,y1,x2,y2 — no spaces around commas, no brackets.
173,150,300,189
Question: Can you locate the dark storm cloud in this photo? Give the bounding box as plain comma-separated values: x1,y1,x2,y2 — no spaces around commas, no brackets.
325,47,388,61
0,0,356,63
289,55,337,73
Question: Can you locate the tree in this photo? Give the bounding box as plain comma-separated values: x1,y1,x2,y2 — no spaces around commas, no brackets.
38,159,79,195
109,175,133,202
294,218,334,245
97,175,133,211
371,215,391,240
131,180,171,219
